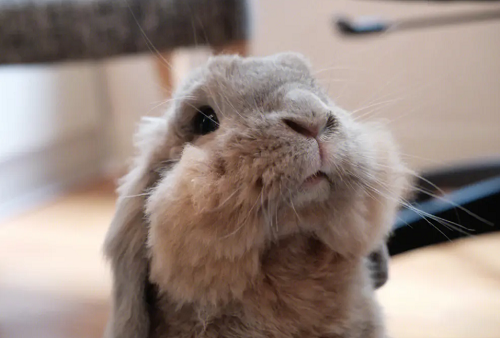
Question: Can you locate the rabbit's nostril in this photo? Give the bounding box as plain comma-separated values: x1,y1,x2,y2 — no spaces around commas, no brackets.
283,119,318,138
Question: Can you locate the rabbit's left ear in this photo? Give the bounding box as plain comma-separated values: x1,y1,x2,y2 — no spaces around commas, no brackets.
103,116,176,338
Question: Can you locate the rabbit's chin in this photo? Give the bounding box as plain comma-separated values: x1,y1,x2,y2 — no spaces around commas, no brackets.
290,174,331,207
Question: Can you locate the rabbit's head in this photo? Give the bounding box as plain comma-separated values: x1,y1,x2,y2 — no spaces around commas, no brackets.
104,53,408,331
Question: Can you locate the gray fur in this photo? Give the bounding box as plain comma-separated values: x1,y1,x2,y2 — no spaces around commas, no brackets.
103,53,406,338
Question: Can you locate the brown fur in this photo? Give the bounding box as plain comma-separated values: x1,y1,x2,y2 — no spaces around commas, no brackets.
103,53,409,338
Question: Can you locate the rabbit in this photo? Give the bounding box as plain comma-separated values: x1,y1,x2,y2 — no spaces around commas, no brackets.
103,52,408,338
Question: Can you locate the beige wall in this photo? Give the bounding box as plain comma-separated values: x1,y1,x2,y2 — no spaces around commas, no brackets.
251,0,500,171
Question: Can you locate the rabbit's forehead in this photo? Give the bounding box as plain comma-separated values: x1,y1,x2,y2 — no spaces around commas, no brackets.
202,59,324,114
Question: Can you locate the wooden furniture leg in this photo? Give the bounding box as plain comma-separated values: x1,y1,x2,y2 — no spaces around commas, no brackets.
155,52,175,97
212,40,249,56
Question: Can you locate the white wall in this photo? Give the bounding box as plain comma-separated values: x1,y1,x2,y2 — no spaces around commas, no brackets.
0,63,100,160
0,62,104,218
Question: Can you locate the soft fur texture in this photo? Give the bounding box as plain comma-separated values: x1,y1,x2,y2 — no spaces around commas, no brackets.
103,53,409,338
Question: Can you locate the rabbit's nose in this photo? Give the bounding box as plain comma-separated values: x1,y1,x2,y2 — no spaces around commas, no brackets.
283,118,319,138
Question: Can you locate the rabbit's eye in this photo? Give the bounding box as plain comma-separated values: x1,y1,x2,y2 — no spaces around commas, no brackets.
193,106,219,135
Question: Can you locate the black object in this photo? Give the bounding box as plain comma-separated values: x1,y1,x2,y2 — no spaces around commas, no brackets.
413,160,500,203
336,16,389,35
389,173,500,256
335,9,500,36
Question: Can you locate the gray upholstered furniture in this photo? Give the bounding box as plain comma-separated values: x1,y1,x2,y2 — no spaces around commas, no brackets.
0,0,250,64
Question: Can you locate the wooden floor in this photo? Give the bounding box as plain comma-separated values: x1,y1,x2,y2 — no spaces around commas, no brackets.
1,182,499,338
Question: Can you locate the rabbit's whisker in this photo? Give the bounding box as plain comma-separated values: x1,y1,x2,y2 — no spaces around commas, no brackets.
354,151,492,228
121,192,151,199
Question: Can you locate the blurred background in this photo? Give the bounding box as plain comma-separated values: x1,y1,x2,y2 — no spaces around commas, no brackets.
0,0,499,337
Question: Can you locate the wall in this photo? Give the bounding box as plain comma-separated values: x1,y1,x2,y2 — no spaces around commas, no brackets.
0,63,104,218
99,55,164,173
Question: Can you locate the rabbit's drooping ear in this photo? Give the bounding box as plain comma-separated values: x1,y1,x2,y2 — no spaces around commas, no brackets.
103,167,153,338
103,117,174,338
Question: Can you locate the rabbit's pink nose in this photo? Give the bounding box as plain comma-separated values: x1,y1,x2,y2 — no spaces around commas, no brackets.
283,119,319,138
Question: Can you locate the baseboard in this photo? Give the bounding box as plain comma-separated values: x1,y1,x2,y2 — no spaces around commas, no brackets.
0,130,106,221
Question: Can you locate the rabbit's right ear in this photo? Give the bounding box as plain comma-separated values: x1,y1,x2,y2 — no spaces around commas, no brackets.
271,52,312,74
367,243,389,289
103,116,175,338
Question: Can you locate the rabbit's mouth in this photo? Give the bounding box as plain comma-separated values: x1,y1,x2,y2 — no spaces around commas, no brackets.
290,171,332,207
302,171,328,187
